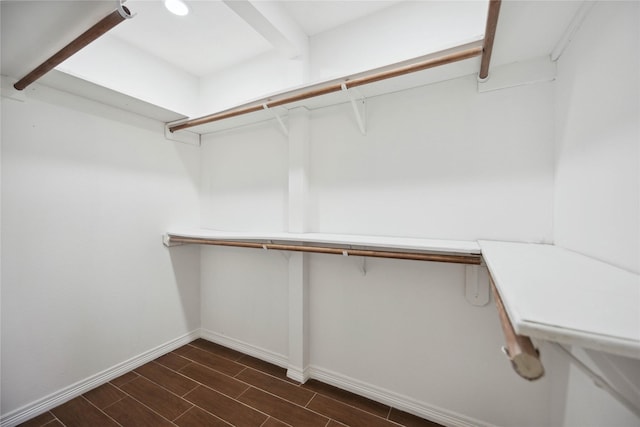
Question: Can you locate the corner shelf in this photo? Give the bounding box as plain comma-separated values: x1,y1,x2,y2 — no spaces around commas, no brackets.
479,240,640,360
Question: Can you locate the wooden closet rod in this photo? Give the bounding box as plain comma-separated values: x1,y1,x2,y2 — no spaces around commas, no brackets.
168,43,483,133
168,236,483,265
14,4,133,91
479,0,502,80
490,275,544,381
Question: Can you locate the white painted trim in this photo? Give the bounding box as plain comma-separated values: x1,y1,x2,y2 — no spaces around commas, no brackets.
477,56,556,93
0,330,200,427
199,328,289,369
551,1,597,62
307,365,498,427
286,365,311,384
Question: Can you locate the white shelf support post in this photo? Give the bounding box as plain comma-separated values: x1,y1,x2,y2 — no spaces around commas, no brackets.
341,83,366,135
263,104,289,136
465,265,490,306
286,107,310,383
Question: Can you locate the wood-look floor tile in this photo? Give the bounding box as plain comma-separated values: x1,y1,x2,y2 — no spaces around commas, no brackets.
388,408,444,427
326,421,348,427
238,387,328,427
184,386,267,427
237,354,294,383
174,406,232,427
17,411,55,427
135,361,198,396
179,346,245,376
236,368,314,407
190,339,245,361
173,345,193,357
155,352,192,372
50,397,119,427
83,383,126,409
179,363,249,398
261,418,291,427
110,371,139,388
103,396,174,426
306,394,398,427
119,377,192,421
42,421,64,427
302,379,390,418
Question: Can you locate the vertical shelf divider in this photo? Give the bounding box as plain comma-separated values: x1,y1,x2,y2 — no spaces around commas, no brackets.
286,107,311,383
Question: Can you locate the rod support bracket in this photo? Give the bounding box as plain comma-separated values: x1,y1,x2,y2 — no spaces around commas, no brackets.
465,265,490,306
163,234,184,247
358,256,367,276
164,122,201,146
263,104,289,136
341,83,366,135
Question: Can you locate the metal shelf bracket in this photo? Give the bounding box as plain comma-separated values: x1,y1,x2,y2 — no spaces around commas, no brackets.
263,104,289,136
551,343,640,419
341,83,366,135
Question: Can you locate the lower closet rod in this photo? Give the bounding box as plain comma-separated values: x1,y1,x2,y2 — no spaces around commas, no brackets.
167,237,482,265
490,276,545,380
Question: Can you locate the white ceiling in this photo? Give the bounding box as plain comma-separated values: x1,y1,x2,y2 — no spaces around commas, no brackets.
108,1,273,77
106,0,405,77
281,0,402,36
1,0,586,106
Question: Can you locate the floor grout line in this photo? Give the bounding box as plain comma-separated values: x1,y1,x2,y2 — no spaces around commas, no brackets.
106,378,182,426
79,395,124,427
170,403,195,423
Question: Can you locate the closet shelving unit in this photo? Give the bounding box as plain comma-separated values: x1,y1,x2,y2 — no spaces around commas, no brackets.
166,39,484,136
160,2,640,409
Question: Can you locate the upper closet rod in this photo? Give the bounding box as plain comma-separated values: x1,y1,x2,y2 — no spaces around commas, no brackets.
168,42,483,133
13,3,134,91
479,0,502,80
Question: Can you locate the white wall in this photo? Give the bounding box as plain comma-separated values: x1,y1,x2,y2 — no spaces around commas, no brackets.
551,2,640,426
554,0,639,274
198,71,555,426
309,75,554,242
57,35,200,117
0,82,201,417
198,52,308,117
310,1,486,82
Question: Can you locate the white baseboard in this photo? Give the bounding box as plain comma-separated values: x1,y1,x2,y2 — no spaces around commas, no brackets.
199,328,289,369
307,365,496,427
0,330,200,427
198,331,495,427
3,329,496,427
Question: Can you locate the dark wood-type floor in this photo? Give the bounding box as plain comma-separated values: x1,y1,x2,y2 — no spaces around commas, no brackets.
19,339,443,427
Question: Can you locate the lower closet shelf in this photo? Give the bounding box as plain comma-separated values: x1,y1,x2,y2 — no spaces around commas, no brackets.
163,228,482,265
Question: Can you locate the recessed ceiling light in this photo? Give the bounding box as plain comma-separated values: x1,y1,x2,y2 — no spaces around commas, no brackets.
164,0,189,16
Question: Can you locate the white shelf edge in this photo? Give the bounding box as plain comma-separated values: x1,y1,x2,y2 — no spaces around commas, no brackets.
165,228,481,255
479,240,640,360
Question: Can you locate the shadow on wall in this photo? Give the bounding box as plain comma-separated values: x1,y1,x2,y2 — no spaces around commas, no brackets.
167,243,201,331
549,344,640,425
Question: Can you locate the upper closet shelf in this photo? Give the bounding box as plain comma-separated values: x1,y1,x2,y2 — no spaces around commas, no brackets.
480,240,640,360
164,228,482,265
167,39,484,136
